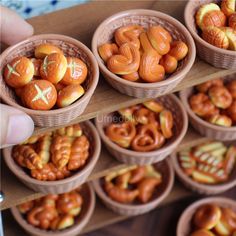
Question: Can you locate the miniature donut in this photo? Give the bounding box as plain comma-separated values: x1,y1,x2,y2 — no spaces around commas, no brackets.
196,79,224,93
30,58,42,77
159,54,178,74
208,86,233,109
34,43,63,59
4,57,34,88
193,204,222,230
61,57,88,85
208,114,232,127
159,109,174,139
40,53,67,84
56,84,85,108
190,229,215,236
98,43,119,62
168,41,188,61
221,0,236,17
229,13,236,30
226,80,236,99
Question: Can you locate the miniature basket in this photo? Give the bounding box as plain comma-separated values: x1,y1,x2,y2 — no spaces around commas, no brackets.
3,121,101,194
171,140,236,195
184,0,236,69
10,183,95,236
92,9,196,98
179,76,236,141
92,158,174,216
177,197,236,236
95,94,188,165
0,34,99,127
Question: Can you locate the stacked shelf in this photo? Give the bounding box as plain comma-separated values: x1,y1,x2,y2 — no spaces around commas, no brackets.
1,1,236,235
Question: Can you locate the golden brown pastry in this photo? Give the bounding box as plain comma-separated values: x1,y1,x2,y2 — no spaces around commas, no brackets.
98,43,119,63
34,43,63,59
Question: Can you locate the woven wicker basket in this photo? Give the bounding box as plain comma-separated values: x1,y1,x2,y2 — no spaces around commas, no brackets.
3,121,101,194
180,76,236,141
177,197,236,236
92,9,196,98
92,158,174,216
0,34,99,127
171,140,236,195
10,183,95,236
95,94,188,165
184,0,236,69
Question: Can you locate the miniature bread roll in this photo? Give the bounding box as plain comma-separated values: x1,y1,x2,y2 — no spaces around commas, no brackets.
40,53,67,84
57,84,85,108
21,80,57,110
168,41,188,61
61,57,88,85
35,43,63,59
4,57,34,88
160,54,178,74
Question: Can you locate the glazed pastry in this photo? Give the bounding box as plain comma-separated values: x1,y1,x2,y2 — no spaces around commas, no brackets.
105,121,136,148
56,84,85,108
98,43,119,63
202,26,229,49
61,57,88,85
208,114,232,127
221,0,236,17
107,43,140,75
196,79,224,93
114,25,144,48
50,215,74,230
4,57,34,88
229,13,236,30
105,166,137,182
226,100,236,122
159,54,178,74
220,27,236,50
190,229,215,236
122,71,140,82
129,166,146,184
54,82,65,92
139,32,159,54
36,134,52,165
30,58,42,77
118,104,142,122
18,201,34,214
134,108,158,126
34,43,63,59
223,145,236,174
201,10,226,30
159,109,174,139
193,204,222,229
142,100,164,113
40,53,67,84
178,149,196,176
226,80,236,99
21,80,57,110
55,124,82,137
168,41,189,61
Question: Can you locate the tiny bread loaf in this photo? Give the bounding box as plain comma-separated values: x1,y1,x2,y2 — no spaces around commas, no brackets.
35,43,63,59
21,80,57,110
4,57,34,88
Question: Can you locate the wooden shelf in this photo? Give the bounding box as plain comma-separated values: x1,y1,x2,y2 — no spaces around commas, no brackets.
0,127,209,211
3,182,192,236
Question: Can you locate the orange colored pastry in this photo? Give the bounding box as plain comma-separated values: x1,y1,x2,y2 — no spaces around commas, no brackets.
139,51,165,82
221,0,236,17
56,84,85,108
105,121,136,148
168,41,189,61
139,32,161,55
21,80,57,110
208,114,232,127
122,71,140,82
189,93,219,117
131,124,165,152
40,53,67,84
201,10,226,30
159,110,174,139
196,78,224,93
178,151,196,176
107,43,140,75
61,57,88,85
229,13,236,30
18,201,35,214
134,108,157,125
4,57,34,88
208,86,233,109
227,80,236,99
129,166,146,184
143,100,164,113
220,27,236,50
193,204,222,230
118,104,142,122
196,3,221,28
36,134,52,165
223,145,236,174
34,43,63,59
202,26,229,49
114,24,144,48
30,58,42,77
159,54,178,74
147,26,171,55
226,100,236,122
190,229,215,236
115,171,131,189
54,82,65,92
98,43,119,62
50,215,74,230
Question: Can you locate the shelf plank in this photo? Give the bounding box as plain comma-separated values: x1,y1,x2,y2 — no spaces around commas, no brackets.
3,182,192,236
0,128,209,211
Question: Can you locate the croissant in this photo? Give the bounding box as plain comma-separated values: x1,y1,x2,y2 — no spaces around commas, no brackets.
221,0,236,16
98,43,119,63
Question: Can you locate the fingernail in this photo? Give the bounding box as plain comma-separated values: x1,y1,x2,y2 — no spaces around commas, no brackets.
6,114,34,145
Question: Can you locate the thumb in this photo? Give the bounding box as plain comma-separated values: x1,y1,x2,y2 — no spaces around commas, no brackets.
0,104,34,148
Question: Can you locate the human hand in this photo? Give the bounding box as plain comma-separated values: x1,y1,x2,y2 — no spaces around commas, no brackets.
0,6,34,148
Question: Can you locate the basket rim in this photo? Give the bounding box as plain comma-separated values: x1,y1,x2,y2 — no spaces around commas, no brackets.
176,197,236,236
179,87,236,132
92,9,196,88
10,183,95,236
184,0,236,56
95,94,188,157
0,34,99,116
3,121,101,186
92,158,174,210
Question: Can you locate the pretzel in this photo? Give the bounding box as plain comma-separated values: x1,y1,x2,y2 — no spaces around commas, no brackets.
54,124,82,137
105,121,136,148
18,201,35,214
36,134,52,165
129,166,146,184
196,79,224,93
137,177,161,203
143,100,164,113
131,124,165,152
41,194,58,208
98,43,119,63
107,43,140,75
159,109,174,139
50,135,71,169
12,145,43,170
118,104,142,122
50,214,74,230
209,86,233,109
67,135,89,171
105,166,137,182
227,80,236,99
134,108,158,127
189,93,219,117
114,25,144,48
115,171,131,189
